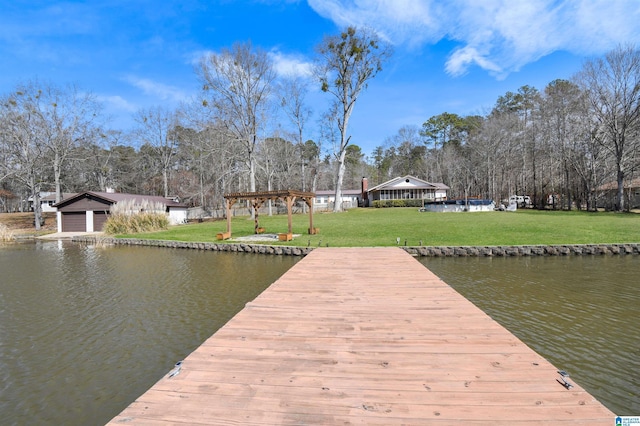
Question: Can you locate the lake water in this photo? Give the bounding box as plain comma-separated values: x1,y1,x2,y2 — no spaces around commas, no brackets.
0,240,299,425
421,255,639,416
0,241,637,423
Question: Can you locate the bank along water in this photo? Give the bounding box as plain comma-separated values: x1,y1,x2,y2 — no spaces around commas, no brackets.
73,235,640,257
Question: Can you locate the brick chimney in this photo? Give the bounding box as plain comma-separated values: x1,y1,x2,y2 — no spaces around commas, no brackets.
361,177,368,207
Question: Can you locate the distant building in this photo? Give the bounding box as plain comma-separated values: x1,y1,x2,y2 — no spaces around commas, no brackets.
39,192,76,212
314,176,449,210
365,176,448,205
53,191,187,232
314,189,362,211
596,178,640,210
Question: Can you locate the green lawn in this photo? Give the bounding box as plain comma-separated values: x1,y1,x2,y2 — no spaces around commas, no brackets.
117,208,640,247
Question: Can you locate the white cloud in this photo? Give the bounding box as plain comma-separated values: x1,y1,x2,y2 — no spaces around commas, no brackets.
97,95,137,113
269,50,313,77
308,0,444,46
191,48,312,79
0,2,99,40
445,46,503,77
188,49,215,66
307,0,640,77
124,76,188,102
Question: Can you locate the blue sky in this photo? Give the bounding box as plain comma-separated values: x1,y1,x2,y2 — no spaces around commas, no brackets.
1,0,639,156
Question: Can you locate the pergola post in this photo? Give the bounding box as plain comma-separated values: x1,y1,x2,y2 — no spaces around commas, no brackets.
286,196,294,234
253,199,266,234
226,198,232,234
306,197,315,234
217,198,235,240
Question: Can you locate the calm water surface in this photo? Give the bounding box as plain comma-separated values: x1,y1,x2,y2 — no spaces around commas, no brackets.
0,240,299,425
421,255,639,416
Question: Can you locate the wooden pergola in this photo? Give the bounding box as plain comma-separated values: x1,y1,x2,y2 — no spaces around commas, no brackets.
219,190,316,241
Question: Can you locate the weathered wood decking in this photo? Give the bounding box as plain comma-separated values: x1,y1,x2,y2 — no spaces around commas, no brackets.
109,247,613,424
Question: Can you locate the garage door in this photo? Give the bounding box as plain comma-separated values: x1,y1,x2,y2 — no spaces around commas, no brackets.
61,212,86,232
93,211,109,231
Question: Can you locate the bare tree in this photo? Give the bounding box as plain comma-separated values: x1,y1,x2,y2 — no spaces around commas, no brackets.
576,45,640,211
540,79,584,209
463,115,505,201
90,130,131,191
279,75,312,192
197,41,276,200
256,134,299,215
134,106,180,198
37,83,102,203
382,125,427,178
0,85,48,228
421,112,467,183
303,139,321,194
0,110,15,187
1,80,103,226
314,26,391,212
174,99,239,211
571,103,608,210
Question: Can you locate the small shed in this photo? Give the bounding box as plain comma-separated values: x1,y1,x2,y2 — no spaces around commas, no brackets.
53,191,187,232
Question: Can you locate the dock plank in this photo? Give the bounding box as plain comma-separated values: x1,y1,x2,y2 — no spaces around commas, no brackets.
109,247,614,424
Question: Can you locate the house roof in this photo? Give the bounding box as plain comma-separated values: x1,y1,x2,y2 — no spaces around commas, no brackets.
53,191,187,208
367,175,449,192
596,178,640,191
41,192,77,202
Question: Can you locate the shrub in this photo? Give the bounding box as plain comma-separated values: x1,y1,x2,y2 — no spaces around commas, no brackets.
0,223,15,242
103,199,170,235
372,199,423,208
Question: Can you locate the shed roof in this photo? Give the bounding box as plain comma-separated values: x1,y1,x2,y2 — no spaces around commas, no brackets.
53,191,187,208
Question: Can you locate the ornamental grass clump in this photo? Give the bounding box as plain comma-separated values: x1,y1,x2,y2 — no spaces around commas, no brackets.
0,223,15,242
103,199,170,235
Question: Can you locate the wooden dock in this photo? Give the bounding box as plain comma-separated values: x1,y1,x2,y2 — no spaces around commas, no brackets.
109,247,614,424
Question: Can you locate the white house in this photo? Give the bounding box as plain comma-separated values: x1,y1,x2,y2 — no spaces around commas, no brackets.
314,189,362,211
38,192,76,212
365,176,448,205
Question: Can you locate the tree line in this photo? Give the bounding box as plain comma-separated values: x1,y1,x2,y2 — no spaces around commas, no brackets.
1,33,639,229
361,45,640,212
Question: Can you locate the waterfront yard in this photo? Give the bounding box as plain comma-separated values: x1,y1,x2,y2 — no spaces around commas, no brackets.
0,212,57,236
116,208,640,247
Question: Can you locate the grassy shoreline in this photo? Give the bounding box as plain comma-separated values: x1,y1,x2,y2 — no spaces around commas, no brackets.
0,212,58,238
116,208,640,247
